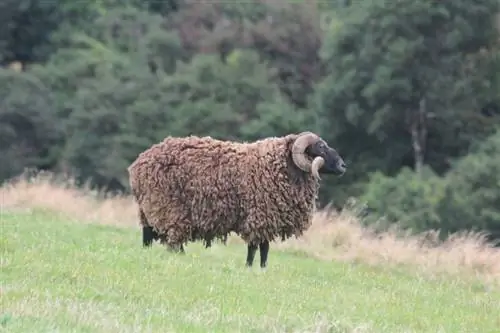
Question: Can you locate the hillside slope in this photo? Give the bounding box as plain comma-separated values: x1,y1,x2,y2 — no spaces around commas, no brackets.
1,210,499,333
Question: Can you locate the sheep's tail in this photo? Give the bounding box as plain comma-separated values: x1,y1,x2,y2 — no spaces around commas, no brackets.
138,208,149,227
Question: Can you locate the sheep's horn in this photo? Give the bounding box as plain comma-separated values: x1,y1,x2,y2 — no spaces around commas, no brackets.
311,156,325,180
291,132,320,173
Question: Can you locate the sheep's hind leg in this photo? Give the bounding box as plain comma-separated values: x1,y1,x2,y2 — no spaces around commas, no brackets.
142,226,158,247
245,243,258,267
259,241,270,268
140,209,158,247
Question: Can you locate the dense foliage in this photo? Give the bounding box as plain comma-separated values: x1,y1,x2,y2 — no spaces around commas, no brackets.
1,0,499,241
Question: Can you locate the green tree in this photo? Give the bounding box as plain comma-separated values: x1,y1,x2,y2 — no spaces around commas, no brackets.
25,6,186,190
0,0,118,66
159,50,308,142
168,0,326,108
314,0,500,204
35,42,304,191
0,0,63,65
0,69,61,182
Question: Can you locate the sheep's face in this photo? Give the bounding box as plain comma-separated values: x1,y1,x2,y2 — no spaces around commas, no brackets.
305,140,346,176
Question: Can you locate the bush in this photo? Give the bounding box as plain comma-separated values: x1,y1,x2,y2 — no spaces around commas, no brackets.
360,166,446,233
437,130,500,243
360,131,500,245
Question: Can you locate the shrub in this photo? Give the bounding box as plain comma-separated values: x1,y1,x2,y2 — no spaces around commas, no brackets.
360,166,446,233
437,130,500,243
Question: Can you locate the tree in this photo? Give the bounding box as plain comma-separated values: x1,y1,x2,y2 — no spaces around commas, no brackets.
159,50,309,142
34,39,304,191
314,0,500,204
0,0,116,66
0,0,63,65
167,0,326,108
25,6,186,190
0,69,61,182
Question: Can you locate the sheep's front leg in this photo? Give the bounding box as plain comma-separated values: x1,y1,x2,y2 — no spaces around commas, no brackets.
259,241,269,268
246,243,258,267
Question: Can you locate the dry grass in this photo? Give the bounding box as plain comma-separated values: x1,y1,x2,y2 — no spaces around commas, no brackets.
1,170,499,285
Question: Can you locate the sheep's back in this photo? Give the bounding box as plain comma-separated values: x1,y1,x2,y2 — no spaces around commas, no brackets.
129,136,245,236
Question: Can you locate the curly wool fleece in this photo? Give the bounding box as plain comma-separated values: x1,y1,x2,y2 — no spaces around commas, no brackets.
128,134,320,249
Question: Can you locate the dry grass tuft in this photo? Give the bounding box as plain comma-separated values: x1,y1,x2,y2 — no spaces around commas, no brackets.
275,209,500,284
0,171,138,227
1,171,499,284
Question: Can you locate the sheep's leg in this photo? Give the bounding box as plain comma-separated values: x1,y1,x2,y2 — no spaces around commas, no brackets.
246,243,258,267
259,241,270,268
162,239,185,254
140,209,158,247
142,226,158,247
166,240,185,254
161,225,187,254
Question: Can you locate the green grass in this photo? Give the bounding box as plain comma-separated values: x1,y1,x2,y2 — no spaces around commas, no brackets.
1,210,499,333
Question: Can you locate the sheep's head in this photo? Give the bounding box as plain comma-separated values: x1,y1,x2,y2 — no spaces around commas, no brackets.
291,132,346,180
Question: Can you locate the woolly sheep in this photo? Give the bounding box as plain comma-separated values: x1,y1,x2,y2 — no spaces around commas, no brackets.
127,131,346,268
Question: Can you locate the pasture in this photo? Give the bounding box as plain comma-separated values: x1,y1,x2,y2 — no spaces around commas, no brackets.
1,174,499,332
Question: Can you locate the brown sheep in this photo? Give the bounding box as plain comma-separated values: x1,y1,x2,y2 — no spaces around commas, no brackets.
127,131,346,268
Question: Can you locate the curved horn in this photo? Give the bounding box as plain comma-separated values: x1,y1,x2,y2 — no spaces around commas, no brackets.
311,156,325,180
291,132,320,173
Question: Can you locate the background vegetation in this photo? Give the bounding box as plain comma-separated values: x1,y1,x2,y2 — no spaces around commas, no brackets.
1,0,499,242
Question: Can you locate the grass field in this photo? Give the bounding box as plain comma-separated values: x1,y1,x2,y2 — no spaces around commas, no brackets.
1,173,500,332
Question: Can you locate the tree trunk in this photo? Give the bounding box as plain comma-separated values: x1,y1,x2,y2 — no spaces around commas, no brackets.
410,98,428,174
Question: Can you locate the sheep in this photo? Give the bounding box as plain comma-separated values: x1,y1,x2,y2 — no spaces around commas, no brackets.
127,131,346,268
